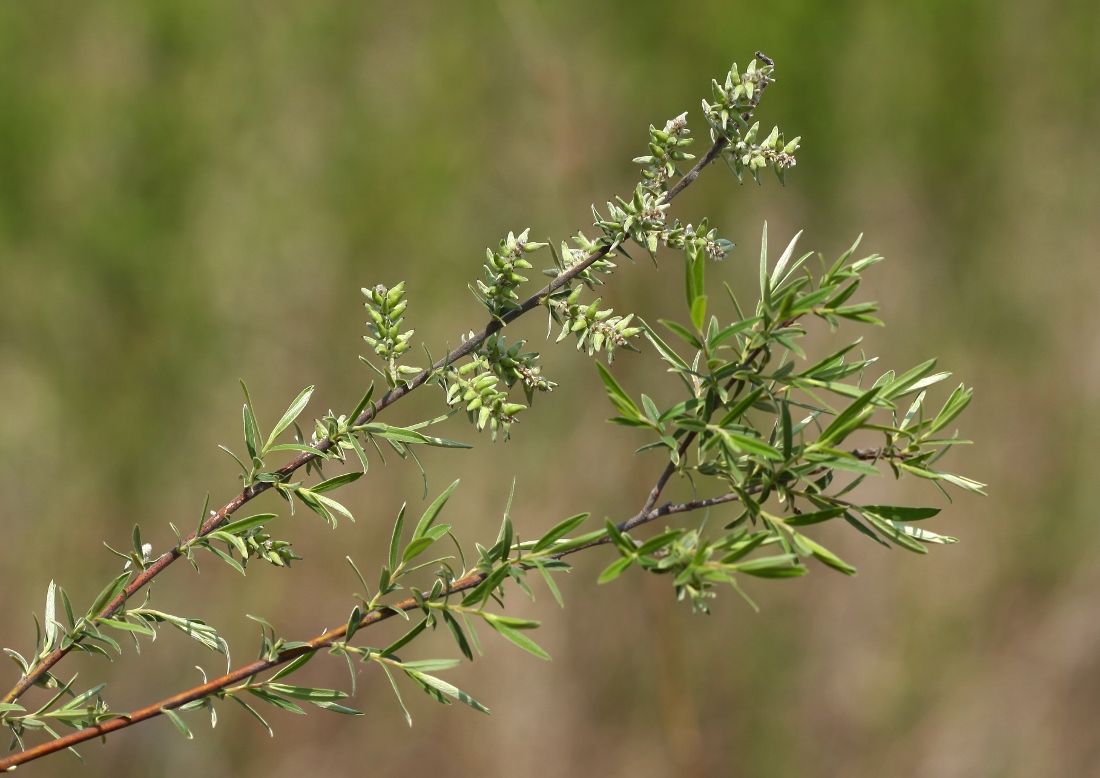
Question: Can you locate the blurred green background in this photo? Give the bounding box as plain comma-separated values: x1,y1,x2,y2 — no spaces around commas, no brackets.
1,1,1098,776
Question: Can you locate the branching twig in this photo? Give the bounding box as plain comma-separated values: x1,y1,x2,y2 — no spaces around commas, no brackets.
0,137,728,707
0,483,740,770
638,314,802,520
0,52,981,775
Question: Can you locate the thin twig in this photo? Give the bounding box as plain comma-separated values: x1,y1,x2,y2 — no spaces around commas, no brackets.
0,137,729,705
0,437,890,769
0,487,741,771
638,314,802,520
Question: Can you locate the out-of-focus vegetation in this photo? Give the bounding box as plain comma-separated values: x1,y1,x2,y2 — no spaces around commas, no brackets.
0,2,1097,776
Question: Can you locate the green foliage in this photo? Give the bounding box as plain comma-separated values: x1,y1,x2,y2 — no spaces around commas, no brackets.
0,53,980,771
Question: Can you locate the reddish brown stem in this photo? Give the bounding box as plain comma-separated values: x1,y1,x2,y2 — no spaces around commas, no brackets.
0,488,743,771
2,450,891,768
0,137,729,706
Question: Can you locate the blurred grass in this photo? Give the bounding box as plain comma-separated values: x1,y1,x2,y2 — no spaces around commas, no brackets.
0,1,1098,776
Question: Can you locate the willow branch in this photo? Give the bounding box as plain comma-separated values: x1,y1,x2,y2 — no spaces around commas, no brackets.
0,489,741,771
638,313,803,520
0,137,729,706
1,418,888,773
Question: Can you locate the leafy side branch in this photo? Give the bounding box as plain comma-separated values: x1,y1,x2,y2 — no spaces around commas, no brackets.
0,53,980,770
0,50,761,709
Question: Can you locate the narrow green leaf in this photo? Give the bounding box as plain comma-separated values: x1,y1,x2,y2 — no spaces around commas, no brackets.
407,671,490,714
401,535,438,564
860,510,929,553
442,610,473,660
534,562,565,607
782,507,846,526
247,688,305,714
399,658,462,673
719,429,784,460
162,708,192,739
57,683,106,712
243,404,259,461
266,386,314,451
460,565,511,607
758,221,769,306
595,362,642,419
218,445,250,476
59,587,75,630
267,651,315,683
98,618,156,637
660,319,703,350
490,622,551,660
359,423,431,445
349,384,376,424
264,683,348,702
381,619,428,657
546,528,608,555
637,529,685,556
690,296,708,333
379,662,412,726
640,318,690,371
413,480,460,541
220,513,277,536
203,543,247,575
86,573,131,620
44,580,57,650
265,443,327,457
770,229,803,289
316,493,355,523
735,554,805,578
929,385,973,434
482,614,541,630
229,696,272,736
817,386,880,446
312,472,363,493
598,556,634,584
781,399,793,459
532,513,591,553
311,700,364,715
861,506,941,522
709,317,760,350
388,504,406,570
715,387,766,428
797,534,857,575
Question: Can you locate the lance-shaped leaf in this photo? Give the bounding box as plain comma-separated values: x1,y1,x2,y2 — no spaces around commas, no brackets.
861,506,941,522
816,386,880,446
404,670,490,714
43,581,57,652
220,513,278,536
595,362,642,420
412,480,459,541
484,617,550,660
312,472,363,493
162,708,193,739
532,513,591,553
769,229,803,291
87,573,131,620
265,386,314,452
640,318,691,372
388,504,406,570
929,384,973,434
